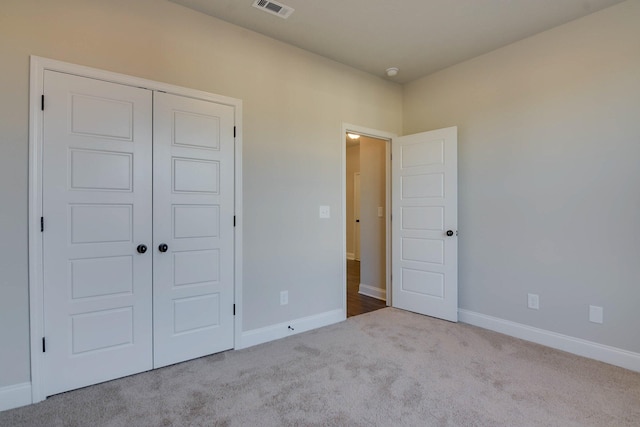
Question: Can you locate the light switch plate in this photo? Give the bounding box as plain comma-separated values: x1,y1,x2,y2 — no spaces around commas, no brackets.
378,207,384,217
319,205,330,219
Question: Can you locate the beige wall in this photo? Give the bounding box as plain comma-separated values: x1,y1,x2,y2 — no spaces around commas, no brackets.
359,137,387,296
345,144,360,258
404,1,640,352
0,0,402,388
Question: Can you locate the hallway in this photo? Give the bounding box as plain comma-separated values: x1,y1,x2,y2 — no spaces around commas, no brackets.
346,259,386,317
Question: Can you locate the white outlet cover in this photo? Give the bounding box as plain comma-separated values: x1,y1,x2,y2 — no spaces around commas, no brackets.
527,293,539,310
280,291,288,305
319,205,330,219
378,207,384,217
589,305,603,324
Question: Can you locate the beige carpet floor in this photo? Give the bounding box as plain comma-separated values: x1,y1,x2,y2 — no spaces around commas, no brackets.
2,308,639,426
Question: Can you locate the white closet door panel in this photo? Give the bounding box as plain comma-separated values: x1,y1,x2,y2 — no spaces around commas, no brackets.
153,92,235,368
42,71,153,396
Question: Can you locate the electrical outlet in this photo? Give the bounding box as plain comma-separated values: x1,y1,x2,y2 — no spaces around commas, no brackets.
527,293,539,310
280,290,288,305
589,305,603,324
319,205,330,219
377,207,384,217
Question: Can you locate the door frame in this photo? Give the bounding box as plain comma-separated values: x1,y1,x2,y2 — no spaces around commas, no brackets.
341,123,395,315
28,56,244,403
353,172,361,261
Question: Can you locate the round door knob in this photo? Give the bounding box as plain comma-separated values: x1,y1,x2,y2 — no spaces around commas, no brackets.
136,244,148,254
158,243,169,253
446,230,454,237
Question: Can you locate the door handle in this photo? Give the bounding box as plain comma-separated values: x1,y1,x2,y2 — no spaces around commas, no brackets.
356,219,360,223
158,243,169,253
136,244,148,254
446,230,454,237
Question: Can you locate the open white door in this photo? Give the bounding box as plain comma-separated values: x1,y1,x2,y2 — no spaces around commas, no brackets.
392,127,458,322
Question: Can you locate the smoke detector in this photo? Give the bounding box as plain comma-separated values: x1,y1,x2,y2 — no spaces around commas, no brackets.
385,67,399,78
252,0,295,19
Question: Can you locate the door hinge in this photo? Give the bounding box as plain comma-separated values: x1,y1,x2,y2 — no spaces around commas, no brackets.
233,126,236,138
42,337,46,353
40,217,44,232
233,304,236,316
41,95,44,111
233,215,236,227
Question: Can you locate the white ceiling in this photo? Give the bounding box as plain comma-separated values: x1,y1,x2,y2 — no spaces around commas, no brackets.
169,0,624,83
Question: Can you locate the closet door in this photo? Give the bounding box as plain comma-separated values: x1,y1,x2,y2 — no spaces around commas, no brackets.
42,71,153,396
152,92,235,368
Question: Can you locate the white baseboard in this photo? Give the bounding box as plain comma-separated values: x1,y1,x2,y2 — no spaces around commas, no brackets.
459,309,640,373
0,382,32,412
358,283,386,301
346,252,355,261
237,309,344,350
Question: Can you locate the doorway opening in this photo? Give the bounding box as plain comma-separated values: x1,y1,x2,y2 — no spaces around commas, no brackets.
345,131,389,317
341,123,459,323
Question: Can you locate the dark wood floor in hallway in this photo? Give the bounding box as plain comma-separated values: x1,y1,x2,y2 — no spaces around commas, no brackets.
347,259,387,317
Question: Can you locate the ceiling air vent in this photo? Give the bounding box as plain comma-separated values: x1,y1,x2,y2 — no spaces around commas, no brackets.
252,0,294,19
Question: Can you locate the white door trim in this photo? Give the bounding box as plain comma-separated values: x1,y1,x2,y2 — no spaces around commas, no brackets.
353,172,361,261
341,123,396,316
28,56,243,403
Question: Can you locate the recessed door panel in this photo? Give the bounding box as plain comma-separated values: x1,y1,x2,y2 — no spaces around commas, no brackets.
173,158,219,193
401,269,445,298
70,256,133,299
71,307,134,354
401,139,444,168
401,173,444,199
401,238,444,264
173,205,219,239
70,94,133,140
173,294,220,333
42,70,153,397
70,149,132,191
70,204,132,244
401,206,444,231
173,250,220,286
173,111,221,150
